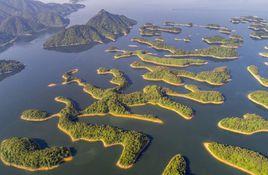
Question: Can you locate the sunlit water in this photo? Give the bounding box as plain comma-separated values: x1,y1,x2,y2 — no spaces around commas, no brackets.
0,0,268,174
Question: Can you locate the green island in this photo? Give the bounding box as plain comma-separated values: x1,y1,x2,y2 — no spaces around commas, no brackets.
250,31,268,40
22,96,150,169
20,109,53,121
0,137,72,171
131,37,238,59
130,61,231,86
139,23,181,36
164,84,224,104
248,90,268,109
162,154,187,175
247,65,268,87
204,142,268,175
97,67,128,88
0,60,25,81
218,113,268,135
164,21,193,27
61,69,193,120
202,35,242,48
219,28,232,35
112,49,207,68
259,52,268,58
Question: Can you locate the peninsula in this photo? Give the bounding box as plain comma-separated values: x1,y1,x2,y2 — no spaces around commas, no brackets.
204,142,268,175
44,10,137,50
0,137,72,171
218,113,268,135
162,154,187,175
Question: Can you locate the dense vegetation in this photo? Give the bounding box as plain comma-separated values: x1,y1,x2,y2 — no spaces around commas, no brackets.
131,61,230,86
22,97,151,169
247,65,268,87
248,90,268,109
61,69,193,120
0,137,71,171
44,10,137,49
21,109,49,121
203,35,242,48
132,37,238,59
219,113,268,134
0,0,84,46
97,67,128,88
164,84,224,104
162,154,186,175
139,23,181,36
204,142,268,175
114,50,207,67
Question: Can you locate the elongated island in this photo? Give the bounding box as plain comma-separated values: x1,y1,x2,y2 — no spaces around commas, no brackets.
131,38,239,59
248,90,268,109
204,142,268,175
247,65,268,87
218,113,268,135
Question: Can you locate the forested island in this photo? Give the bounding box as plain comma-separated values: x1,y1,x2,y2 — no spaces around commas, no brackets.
21,97,150,169
43,10,137,50
247,65,268,87
0,137,72,171
139,23,181,36
61,69,193,120
203,35,243,48
0,60,25,81
204,142,268,175
162,154,187,175
130,61,231,86
111,49,207,67
218,113,268,135
131,38,238,59
97,67,128,88
0,0,84,48
248,90,268,109
230,16,268,40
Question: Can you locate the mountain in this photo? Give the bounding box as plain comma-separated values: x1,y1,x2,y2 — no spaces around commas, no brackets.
43,9,137,50
0,0,85,46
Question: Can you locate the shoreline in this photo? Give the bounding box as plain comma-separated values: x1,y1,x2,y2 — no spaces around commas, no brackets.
168,93,224,104
165,54,238,60
0,151,72,172
203,142,255,175
259,52,268,58
248,93,268,109
247,66,268,87
142,75,183,86
217,121,268,135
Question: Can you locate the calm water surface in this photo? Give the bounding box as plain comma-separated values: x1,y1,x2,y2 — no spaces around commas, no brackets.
0,0,268,174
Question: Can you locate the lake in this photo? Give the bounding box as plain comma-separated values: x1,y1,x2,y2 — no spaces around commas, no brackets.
0,0,268,174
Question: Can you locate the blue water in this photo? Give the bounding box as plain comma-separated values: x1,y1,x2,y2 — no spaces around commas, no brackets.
0,0,268,174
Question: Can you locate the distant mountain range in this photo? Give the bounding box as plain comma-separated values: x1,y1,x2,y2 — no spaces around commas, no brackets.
43,9,137,51
0,0,85,47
